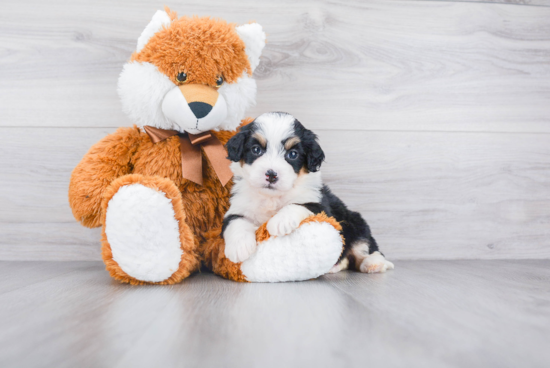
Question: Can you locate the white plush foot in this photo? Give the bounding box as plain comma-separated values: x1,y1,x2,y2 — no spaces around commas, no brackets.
266,204,313,237
241,221,343,282
359,251,395,274
105,184,183,282
223,218,258,263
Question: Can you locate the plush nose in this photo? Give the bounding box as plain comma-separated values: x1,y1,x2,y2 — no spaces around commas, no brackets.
188,102,213,119
178,84,219,119
266,170,278,184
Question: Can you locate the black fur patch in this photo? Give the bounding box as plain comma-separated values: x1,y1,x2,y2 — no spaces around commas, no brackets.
282,136,306,173
319,185,380,255
299,185,381,265
222,214,244,236
225,123,255,162
276,118,326,174
225,122,268,165
297,202,325,214
292,119,325,172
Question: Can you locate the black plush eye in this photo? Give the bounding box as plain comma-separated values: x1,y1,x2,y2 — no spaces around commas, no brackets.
251,145,263,156
176,72,187,83
216,75,224,87
286,150,299,160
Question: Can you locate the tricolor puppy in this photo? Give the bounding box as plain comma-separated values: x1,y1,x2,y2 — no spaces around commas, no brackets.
222,112,394,274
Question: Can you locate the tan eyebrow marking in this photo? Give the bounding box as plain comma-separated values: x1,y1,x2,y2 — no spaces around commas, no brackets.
252,132,267,148
284,136,301,150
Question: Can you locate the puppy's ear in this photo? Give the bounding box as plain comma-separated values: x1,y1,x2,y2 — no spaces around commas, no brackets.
225,124,254,162
294,119,325,172
305,138,325,172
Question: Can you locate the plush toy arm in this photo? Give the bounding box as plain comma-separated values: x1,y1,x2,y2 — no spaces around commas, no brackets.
68,126,141,228
243,213,344,282
201,213,344,283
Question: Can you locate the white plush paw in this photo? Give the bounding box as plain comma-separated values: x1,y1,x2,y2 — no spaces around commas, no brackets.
359,251,395,274
224,231,257,263
266,204,312,237
105,184,183,282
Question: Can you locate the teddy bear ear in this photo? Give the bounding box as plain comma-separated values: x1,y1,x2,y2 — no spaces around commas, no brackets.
136,10,172,52
236,23,266,73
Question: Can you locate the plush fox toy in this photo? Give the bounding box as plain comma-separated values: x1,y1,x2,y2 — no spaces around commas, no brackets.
68,7,343,284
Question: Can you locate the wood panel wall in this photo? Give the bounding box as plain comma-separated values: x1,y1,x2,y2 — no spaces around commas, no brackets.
1,0,549,260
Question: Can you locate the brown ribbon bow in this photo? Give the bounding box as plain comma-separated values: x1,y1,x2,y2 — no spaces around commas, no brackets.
143,125,233,186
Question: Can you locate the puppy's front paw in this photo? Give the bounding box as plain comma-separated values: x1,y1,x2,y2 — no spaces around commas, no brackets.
224,231,257,263
267,204,313,237
359,251,395,274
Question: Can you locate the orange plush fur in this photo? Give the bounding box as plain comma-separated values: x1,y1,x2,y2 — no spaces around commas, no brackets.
69,124,248,284
132,9,251,88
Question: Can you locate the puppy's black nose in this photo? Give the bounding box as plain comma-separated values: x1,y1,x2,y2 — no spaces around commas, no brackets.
188,102,213,119
266,170,278,184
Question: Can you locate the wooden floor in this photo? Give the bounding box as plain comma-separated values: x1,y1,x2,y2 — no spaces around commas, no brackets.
0,260,548,368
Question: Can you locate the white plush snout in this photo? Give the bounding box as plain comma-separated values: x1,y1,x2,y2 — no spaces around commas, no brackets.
161,86,228,134
118,61,257,132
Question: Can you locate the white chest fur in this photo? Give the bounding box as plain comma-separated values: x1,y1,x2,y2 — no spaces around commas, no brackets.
250,195,287,225
226,171,323,227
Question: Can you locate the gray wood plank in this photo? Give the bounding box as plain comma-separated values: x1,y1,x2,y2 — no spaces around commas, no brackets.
0,223,101,261
0,261,96,295
325,260,550,368
0,127,113,224
1,0,549,132
1,127,549,261
427,0,550,6
0,260,548,368
321,130,550,260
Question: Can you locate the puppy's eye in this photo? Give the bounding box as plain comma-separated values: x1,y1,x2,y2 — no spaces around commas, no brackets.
251,145,263,156
176,72,187,83
286,150,299,160
216,75,224,87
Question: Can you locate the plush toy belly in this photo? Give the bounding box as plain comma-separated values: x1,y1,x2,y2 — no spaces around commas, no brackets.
240,213,344,282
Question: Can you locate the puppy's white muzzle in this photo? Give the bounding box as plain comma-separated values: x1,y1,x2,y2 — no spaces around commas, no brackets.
244,154,298,195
